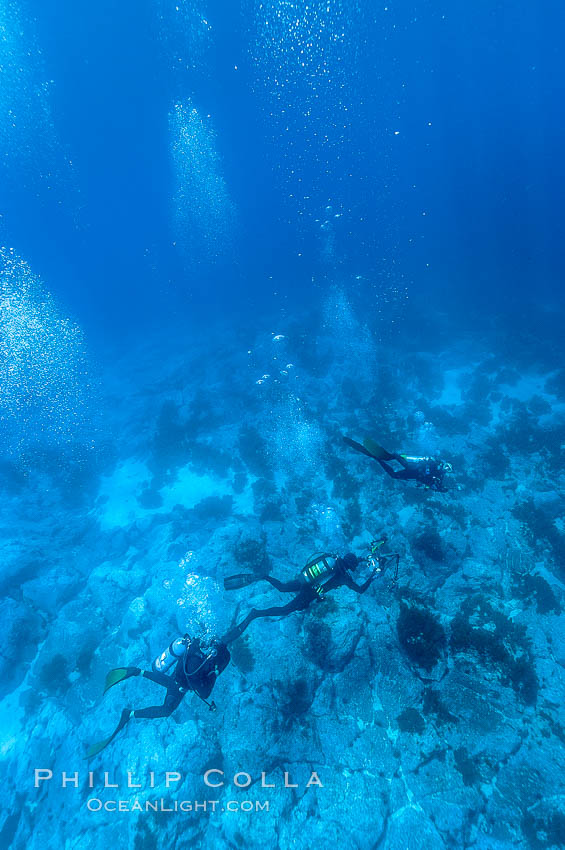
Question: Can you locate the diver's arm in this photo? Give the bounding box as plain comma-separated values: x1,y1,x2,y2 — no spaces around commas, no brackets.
429,476,448,492
344,571,377,594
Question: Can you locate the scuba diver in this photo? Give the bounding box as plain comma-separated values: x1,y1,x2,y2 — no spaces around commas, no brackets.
344,436,452,493
222,544,399,644
85,635,231,758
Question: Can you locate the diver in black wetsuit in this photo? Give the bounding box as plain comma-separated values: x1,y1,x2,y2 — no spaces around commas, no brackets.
222,551,394,644
85,635,231,758
344,436,452,493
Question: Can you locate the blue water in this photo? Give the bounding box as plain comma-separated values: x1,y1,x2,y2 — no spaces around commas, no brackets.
1,2,564,849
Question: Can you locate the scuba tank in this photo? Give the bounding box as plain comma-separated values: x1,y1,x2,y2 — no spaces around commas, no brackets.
152,635,190,674
301,553,338,597
152,635,227,713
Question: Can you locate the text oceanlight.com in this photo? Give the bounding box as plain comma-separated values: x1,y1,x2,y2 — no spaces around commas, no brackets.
86,799,270,813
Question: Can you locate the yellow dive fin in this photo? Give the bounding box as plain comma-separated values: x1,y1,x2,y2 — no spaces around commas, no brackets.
103,668,130,695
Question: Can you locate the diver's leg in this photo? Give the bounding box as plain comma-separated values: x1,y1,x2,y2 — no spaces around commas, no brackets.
378,460,412,480
223,592,311,643
133,687,184,720
391,467,414,480
222,612,257,643
140,670,177,689
264,576,303,593
378,459,400,478
391,453,410,469
241,593,312,626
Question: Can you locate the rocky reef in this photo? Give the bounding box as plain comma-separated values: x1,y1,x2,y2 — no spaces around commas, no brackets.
1,310,564,850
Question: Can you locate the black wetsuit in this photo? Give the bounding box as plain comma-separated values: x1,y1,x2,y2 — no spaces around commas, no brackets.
131,640,231,719
378,454,448,492
223,557,376,643
343,437,449,493
86,640,231,758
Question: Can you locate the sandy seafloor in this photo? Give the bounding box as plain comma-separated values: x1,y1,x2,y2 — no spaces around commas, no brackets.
1,297,565,850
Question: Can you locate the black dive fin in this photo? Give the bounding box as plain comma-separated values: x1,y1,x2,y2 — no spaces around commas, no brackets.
362,438,394,461
103,667,133,695
223,574,257,591
84,709,132,760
